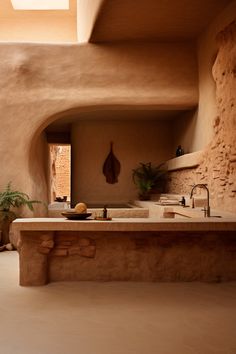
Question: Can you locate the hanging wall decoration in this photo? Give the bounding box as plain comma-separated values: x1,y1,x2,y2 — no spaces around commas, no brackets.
103,142,121,184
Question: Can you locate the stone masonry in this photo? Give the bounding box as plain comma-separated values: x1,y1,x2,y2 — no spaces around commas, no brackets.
167,21,236,213
50,145,71,201
18,230,236,286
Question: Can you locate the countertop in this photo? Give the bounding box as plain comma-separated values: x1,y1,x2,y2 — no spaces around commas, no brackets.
12,217,236,232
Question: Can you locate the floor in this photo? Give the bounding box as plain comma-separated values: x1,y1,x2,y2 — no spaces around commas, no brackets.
0,252,236,354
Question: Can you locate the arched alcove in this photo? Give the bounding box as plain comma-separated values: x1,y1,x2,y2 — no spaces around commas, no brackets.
29,105,193,215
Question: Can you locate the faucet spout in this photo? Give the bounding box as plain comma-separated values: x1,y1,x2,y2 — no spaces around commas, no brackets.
190,184,210,217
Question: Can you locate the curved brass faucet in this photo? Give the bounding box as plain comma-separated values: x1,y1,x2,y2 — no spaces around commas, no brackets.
190,184,210,217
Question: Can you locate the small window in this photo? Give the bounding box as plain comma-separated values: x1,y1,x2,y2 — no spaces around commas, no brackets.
11,0,69,10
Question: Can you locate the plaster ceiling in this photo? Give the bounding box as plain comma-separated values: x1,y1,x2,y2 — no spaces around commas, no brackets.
90,0,232,42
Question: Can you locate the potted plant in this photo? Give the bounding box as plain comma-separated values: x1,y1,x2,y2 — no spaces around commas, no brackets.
0,182,41,246
132,162,166,200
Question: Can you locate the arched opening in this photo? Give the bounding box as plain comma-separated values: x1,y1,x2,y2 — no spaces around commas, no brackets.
29,105,194,216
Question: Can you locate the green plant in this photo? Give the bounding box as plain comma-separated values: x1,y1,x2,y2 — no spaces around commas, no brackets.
0,182,41,245
132,162,166,200
0,182,40,216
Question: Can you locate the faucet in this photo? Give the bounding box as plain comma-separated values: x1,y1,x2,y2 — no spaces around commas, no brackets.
190,184,210,217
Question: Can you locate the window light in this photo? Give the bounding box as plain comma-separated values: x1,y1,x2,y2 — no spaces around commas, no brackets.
11,0,69,10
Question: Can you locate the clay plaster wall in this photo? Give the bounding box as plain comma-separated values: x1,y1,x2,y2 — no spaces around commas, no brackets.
71,119,172,205
167,19,236,213
0,41,197,215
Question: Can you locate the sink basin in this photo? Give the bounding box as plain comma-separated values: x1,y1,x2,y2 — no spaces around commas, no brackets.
162,206,223,219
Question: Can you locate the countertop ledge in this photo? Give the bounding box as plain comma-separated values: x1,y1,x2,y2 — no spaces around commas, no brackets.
12,217,236,232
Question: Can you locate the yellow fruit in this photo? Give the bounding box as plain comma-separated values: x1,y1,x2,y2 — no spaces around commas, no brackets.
75,202,87,214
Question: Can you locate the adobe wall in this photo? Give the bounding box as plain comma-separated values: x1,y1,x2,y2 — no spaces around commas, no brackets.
167,20,236,213
71,119,172,205
0,41,198,215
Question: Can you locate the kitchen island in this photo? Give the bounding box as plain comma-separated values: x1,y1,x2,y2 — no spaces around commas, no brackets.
12,217,236,286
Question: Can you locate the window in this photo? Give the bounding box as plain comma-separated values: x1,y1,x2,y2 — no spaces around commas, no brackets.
11,0,69,10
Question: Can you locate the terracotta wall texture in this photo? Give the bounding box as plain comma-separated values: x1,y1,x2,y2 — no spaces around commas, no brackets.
167,20,236,213
172,1,236,154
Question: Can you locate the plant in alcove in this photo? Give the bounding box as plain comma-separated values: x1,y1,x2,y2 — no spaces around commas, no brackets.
0,182,41,246
132,162,167,200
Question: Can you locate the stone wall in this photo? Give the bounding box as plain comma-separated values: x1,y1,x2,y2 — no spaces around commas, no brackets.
54,145,71,201
18,230,236,285
167,21,236,213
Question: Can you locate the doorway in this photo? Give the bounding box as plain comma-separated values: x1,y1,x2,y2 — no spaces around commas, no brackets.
49,144,71,204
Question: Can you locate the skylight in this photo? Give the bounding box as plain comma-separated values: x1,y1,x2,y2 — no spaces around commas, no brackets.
11,0,69,10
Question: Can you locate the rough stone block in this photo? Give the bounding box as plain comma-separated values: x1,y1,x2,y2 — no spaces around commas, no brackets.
40,234,54,241
78,238,93,247
58,241,72,247
51,249,68,256
79,245,96,258
38,246,51,255
41,240,54,248
68,247,81,256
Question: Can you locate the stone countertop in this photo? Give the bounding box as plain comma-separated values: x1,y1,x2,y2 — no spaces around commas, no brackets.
12,217,236,232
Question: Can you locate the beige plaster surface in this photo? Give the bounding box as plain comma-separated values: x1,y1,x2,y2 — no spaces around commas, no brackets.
1,251,236,354
77,0,103,43
0,41,197,215
12,217,236,233
71,119,172,205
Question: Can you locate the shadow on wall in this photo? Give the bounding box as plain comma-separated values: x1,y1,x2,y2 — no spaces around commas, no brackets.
172,108,198,155
28,130,49,217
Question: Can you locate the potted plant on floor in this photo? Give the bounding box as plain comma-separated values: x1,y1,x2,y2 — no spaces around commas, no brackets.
0,182,41,246
132,162,166,200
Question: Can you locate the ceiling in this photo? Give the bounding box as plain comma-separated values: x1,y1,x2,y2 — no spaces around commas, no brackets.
0,0,232,42
90,0,232,42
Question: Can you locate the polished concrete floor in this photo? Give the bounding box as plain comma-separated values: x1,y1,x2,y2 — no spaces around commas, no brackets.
0,251,236,354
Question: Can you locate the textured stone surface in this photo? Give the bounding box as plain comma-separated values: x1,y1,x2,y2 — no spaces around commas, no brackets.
50,145,70,202
167,21,236,214
18,230,236,285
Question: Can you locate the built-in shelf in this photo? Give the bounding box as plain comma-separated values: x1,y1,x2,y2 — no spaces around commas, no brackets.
166,150,203,171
